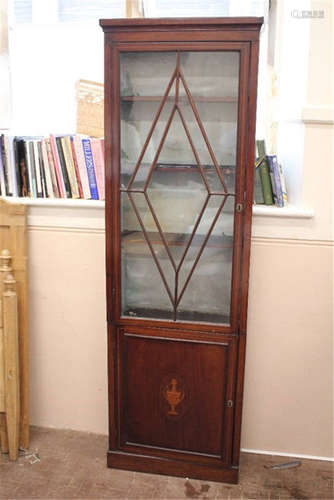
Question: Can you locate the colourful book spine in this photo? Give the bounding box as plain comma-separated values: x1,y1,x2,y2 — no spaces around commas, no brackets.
49,134,66,198
72,135,91,199
279,163,288,206
8,136,18,197
70,137,83,199
61,136,80,199
2,135,12,196
16,139,30,197
37,140,48,197
23,140,33,197
0,136,6,196
56,136,72,198
267,155,283,207
45,138,60,197
33,140,43,197
90,138,105,200
82,138,99,200
13,138,22,197
28,141,37,198
41,139,54,198
256,140,274,205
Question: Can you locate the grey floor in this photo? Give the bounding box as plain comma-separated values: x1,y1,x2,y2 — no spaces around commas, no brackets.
0,427,333,499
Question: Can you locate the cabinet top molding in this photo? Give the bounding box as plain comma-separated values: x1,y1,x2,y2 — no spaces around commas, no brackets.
99,17,264,32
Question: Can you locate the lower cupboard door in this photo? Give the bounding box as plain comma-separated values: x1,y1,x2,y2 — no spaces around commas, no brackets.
116,328,237,464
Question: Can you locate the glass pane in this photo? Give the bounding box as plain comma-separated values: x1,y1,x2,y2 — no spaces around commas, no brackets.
176,196,235,323
121,192,174,320
119,50,239,324
120,52,176,189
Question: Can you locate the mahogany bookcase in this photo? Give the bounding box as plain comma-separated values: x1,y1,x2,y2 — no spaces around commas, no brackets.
100,17,262,483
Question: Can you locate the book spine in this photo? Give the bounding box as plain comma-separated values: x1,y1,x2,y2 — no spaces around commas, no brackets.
23,140,33,197
2,135,12,195
258,158,274,205
82,138,99,200
279,163,288,206
28,141,37,198
13,138,22,197
33,140,43,197
8,137,18,197
45,138,60,197
56,136,72,198
16,139,29,197
49,134,66,197
0,136,6,196
38,141,48,197
90,138,105,200
254,164,264,204
256,140,274,205
267,155,283,207
72,135,91,199
61,136,80,199
41,139,54,198
70,137,83,198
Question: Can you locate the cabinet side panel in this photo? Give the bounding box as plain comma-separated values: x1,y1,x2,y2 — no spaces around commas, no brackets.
108,324,117,449
105,36,113,323
233,39,260,466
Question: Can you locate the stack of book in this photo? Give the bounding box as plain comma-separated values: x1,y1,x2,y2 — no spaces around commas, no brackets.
254,139,288,207
0,134,105,200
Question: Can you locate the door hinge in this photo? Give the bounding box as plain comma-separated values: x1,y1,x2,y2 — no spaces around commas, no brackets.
225,400,234,408
236,203,243,213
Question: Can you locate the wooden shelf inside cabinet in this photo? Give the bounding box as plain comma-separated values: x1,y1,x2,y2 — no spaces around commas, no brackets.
121,96,238,103
122,231,234,251
101,16,263,485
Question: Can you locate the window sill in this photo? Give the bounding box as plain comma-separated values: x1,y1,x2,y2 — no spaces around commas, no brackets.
3,197,314,217
252,204,314,219
1,197,314,235
2,197,105,209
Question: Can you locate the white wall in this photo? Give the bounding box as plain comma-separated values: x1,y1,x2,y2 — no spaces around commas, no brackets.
0,0,10,129
25,207,333,459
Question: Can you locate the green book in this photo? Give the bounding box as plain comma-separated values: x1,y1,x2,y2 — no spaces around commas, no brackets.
254,158,264,204
256,140,274,205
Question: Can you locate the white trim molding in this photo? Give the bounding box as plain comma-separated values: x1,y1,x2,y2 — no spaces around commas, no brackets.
302,106,334,125
1,198,315,232
4,197,105,209
242,448,334,462
253,204,314,218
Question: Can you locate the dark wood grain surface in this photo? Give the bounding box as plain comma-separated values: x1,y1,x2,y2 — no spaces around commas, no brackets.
101,17,262,483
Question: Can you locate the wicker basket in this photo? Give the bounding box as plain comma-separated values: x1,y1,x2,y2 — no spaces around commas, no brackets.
76,79,104,138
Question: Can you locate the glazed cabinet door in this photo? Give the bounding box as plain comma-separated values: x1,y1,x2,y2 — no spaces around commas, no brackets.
110,43,250,331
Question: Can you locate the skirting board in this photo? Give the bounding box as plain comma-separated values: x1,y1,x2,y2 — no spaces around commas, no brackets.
242,448,334,462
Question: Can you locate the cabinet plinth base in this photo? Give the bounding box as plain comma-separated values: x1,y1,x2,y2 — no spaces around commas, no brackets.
107,450,239,484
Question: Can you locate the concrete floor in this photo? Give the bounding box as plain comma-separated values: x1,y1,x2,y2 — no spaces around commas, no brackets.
0,427,332,499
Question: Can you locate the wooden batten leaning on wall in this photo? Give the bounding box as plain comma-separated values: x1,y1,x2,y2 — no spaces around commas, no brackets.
0,199,29,458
